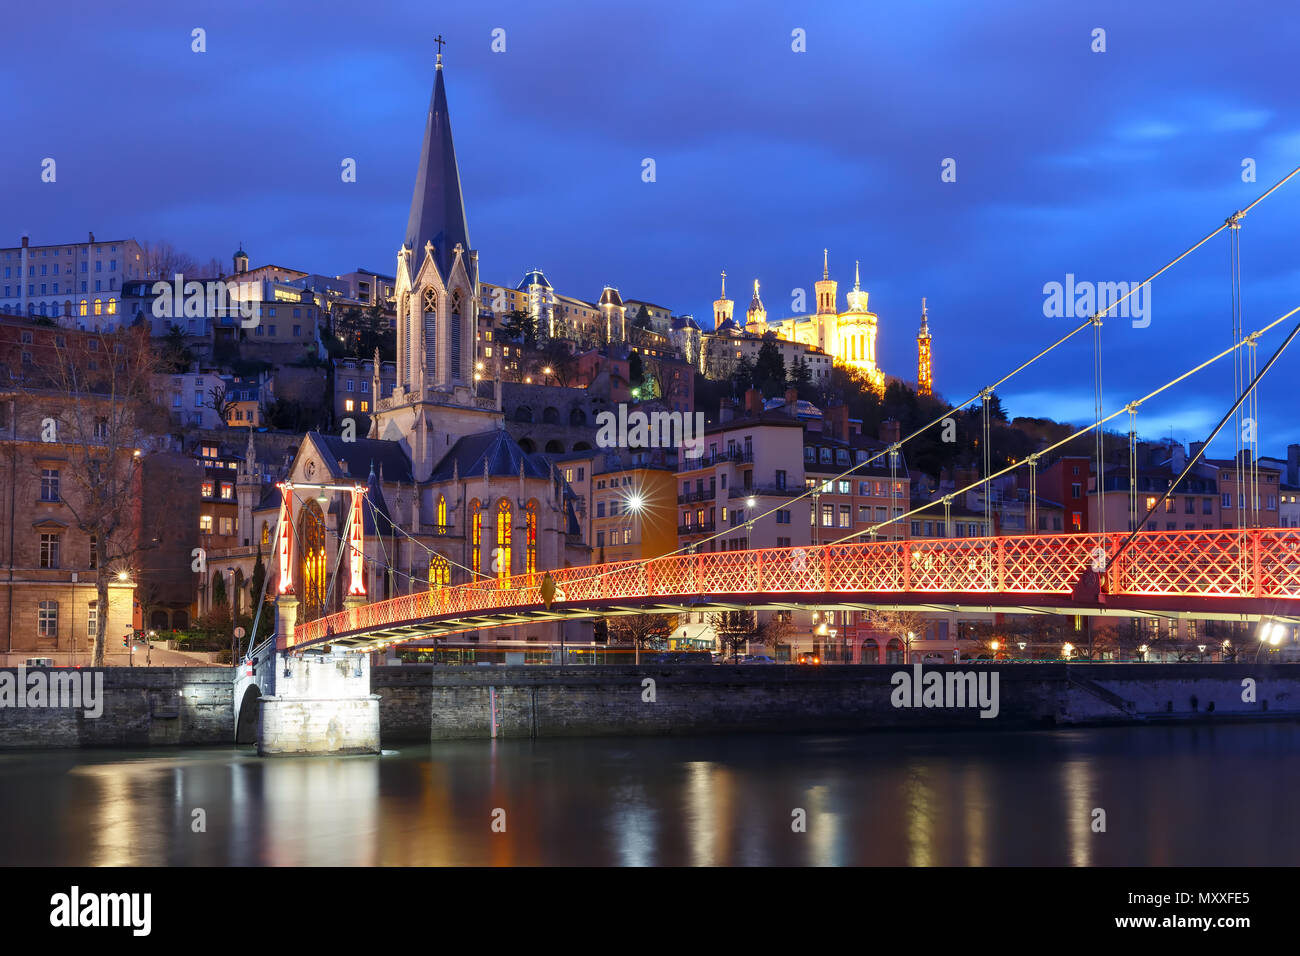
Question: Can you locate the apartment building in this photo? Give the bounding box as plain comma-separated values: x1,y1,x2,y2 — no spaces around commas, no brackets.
0,234,145,327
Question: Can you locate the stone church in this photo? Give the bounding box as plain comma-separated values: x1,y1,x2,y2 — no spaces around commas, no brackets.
270,52,590,652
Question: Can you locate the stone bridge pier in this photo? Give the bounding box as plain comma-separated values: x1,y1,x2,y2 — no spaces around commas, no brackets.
256,649,381,756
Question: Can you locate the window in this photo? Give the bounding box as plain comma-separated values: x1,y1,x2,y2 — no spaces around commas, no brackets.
94,417,108,439
858,505,869,521
39,533,61,568
428,554,450,588
345,399,355,412
804,447,816,463
597,531,606,547
37,601,58,637
346,380,354,393
470,501,482,577
496,500,512,587
87,601,97,638
89,535,97,569
776,509,790,524
838,505,851,528
775,470,786,490
820,448,831,464
436,495,447,532
821,504,833,527
838,480,850,494
201,480,214,497
199,515,213,533
40,469,59,502
219,516,234,536
220,482,234,500
1222,493,1232,508
526,503,537,575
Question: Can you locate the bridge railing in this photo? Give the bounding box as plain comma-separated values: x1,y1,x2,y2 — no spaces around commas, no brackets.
287,527,1300,646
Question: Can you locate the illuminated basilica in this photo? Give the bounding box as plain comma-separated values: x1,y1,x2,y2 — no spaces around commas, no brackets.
722,251,935,395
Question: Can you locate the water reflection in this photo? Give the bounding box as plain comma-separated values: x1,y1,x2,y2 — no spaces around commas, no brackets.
1,724,1298,866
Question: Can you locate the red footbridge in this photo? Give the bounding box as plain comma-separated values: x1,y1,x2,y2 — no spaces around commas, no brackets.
288,527,1300,652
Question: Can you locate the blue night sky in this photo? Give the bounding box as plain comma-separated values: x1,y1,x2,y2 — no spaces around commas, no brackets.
4,0,1299,454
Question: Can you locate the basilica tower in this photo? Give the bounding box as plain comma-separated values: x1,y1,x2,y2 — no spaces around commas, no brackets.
713,271,733,328
837,260,884,393
813,248,837,353
745,279,767,334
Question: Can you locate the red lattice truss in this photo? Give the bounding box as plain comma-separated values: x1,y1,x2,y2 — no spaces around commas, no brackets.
290,528,1300,646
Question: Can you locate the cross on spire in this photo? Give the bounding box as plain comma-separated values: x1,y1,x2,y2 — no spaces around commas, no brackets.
434,34,446,67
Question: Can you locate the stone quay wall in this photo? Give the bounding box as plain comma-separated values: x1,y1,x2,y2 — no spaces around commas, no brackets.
0,666,232,748
2,663,1297,749
373,663,1300,741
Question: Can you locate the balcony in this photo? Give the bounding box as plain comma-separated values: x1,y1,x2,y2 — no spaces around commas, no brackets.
677,448,754,471
728,485,795,499
677,489,716,504
678,522,716,535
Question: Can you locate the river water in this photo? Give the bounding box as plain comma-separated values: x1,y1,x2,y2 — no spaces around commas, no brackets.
1,723,1296,866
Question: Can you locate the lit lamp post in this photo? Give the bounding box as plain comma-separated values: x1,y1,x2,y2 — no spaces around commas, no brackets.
1137,643,1149,662
1062,641,1075,661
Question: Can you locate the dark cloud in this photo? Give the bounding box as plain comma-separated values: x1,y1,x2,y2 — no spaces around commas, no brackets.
4,0,1298,452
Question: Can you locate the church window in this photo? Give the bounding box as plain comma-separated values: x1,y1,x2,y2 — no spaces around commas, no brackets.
450,290,463,380
299,499,327,622
423,287,437,379
436,495,447,533
470,500,482,578
428,554,450,589
526,502,537,575
496,499,512,588
261,522,269,546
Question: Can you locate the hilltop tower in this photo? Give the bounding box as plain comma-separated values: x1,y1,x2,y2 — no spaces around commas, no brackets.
917,297,933,396
713,271,734,329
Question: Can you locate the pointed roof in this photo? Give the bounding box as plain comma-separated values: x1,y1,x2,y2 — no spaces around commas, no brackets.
405,58,470,279
364,462,398,538
428,429,553,482
308,432,414,483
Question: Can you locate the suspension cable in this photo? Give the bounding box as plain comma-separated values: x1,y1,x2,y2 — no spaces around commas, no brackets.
828,303,1300,548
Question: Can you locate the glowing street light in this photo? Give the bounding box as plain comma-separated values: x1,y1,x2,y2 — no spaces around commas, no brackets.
627,494,645,513
1062,641,1075,659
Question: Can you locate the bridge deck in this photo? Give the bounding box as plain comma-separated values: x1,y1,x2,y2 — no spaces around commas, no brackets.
289,528,1300,651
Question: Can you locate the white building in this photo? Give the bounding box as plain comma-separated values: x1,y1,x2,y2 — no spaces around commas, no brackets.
0,234,145,328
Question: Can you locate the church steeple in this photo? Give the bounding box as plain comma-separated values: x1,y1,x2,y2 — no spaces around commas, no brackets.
404,43,470,280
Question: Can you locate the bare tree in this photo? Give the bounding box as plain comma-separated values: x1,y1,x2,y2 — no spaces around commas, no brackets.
205,383,236,424
708,609,757,661
758,613,794,654
608,612,675,660
139,240,200,281
25,326,161,664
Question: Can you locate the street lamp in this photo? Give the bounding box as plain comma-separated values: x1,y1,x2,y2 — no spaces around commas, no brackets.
1062,641,1075,660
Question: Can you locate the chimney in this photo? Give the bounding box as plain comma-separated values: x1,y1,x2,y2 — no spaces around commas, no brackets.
826,404,850,442
1169,442,1186,472
744,387,763,416
1288,444,1300,486
1189,440,1206,461
879,418,901,445
20,235,28,249
89,231,94,244
719,397,736,424
785,387,798,409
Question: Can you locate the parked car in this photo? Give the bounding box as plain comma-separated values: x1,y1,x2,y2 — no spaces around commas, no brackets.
796,653,821,664
742,655,777,664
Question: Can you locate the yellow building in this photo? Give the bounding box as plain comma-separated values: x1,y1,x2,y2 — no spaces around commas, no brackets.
590,461,677,564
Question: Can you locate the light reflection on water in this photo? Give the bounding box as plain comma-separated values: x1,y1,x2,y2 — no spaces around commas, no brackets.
1,723,1297,866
